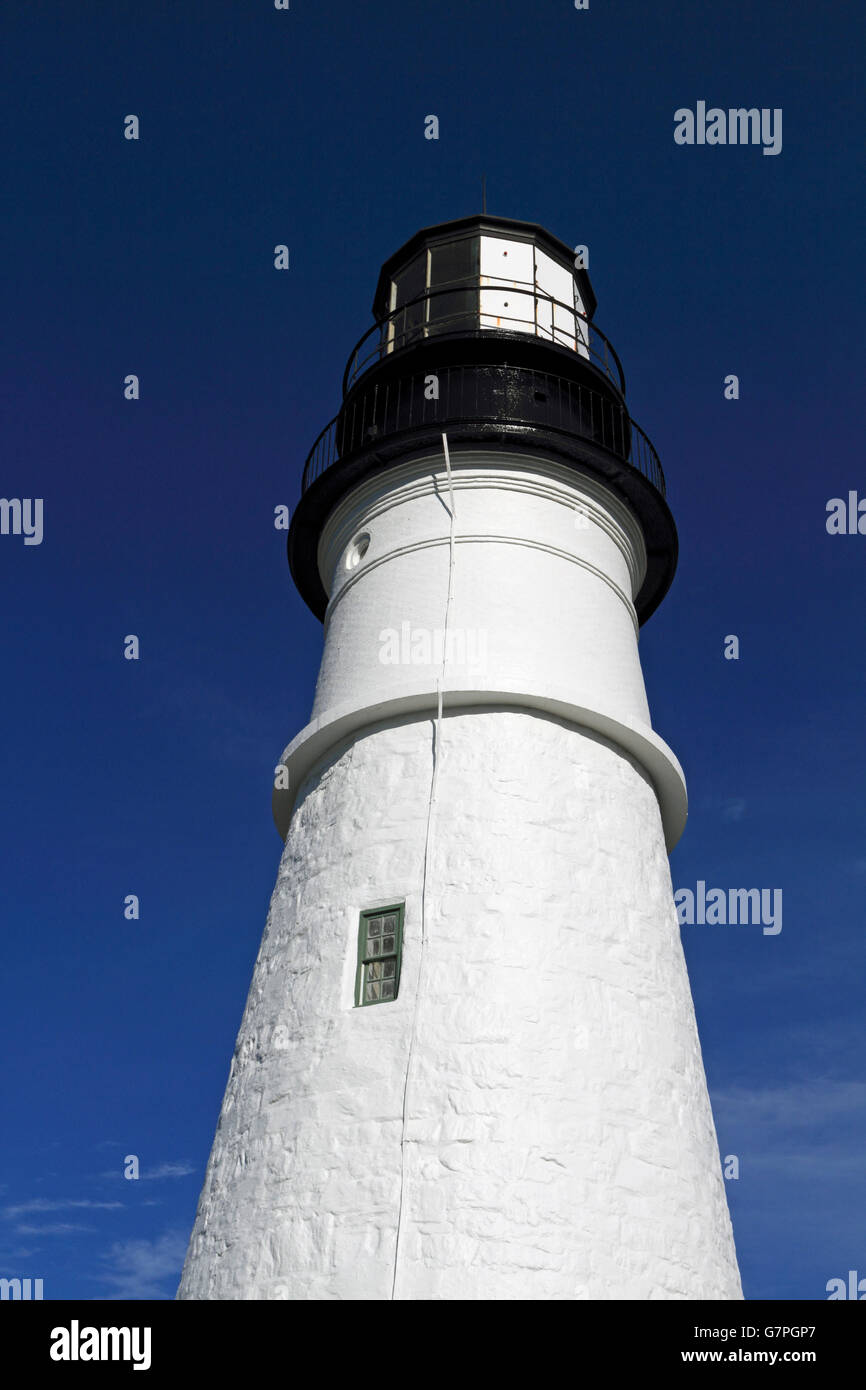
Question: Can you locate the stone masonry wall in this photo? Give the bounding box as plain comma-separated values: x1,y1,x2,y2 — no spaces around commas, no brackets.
178,708,742,1300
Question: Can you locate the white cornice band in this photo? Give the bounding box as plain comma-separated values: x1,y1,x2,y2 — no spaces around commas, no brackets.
272,680,688,852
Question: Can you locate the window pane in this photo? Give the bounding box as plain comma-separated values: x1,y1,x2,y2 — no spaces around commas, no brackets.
426,288,475,336
392,257,427,350
357,905,402,1007
394,254,426,305
429,238,478,288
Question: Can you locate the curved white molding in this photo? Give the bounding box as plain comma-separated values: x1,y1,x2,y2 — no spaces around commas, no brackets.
323,532,640,637
272,679,688,852
318,450,648,602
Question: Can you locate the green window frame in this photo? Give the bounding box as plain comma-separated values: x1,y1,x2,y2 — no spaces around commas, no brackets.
355,903,404,1007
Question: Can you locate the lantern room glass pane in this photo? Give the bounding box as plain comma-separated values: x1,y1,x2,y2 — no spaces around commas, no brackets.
429,237,478,288
427,237,478,337
426,289,475,337
393,254,425,305
392,254,427,350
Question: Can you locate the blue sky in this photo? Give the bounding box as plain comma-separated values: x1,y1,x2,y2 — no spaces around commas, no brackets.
1,0,864,1299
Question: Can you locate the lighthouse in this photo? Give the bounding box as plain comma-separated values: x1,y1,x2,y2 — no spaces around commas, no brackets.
178,215,742,1301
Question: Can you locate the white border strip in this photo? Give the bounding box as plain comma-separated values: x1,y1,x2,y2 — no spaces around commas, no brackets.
272,680,688,852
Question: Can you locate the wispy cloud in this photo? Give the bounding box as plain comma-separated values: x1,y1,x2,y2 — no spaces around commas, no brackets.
16,1222,95,1236
3,1199,124,1220
97,1231,188,1300
144,1163,196,1181
714,1079,866,1133
712,1079,866,1182
711,1076,866,1285
99,1161,196,1182
698,795,748,823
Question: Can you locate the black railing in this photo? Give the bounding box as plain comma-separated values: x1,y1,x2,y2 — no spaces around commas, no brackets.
301,365,665,497
342,286,626,396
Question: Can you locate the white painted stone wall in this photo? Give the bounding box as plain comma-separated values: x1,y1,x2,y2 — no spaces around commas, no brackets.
178,707,742,1300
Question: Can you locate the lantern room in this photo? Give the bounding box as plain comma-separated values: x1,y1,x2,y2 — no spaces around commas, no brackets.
371,215,597,365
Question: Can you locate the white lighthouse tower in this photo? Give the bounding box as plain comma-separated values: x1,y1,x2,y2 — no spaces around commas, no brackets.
178,216,742,1301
